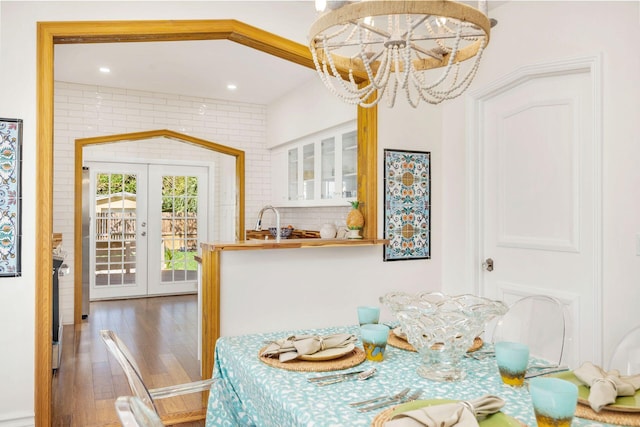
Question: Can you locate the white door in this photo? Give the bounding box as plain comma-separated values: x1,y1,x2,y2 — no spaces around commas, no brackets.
90,163,149,299
89,162,208,299
147,165,208,295
471,58,602,367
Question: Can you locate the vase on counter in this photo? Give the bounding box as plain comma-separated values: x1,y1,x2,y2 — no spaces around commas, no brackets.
346,200,364,239
320,223,337,239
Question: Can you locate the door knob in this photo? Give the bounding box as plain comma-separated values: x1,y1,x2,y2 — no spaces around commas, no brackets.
140,231,147,236
483,258,494,272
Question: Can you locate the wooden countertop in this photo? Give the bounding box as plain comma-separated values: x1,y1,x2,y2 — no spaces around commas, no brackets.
201,237,389,252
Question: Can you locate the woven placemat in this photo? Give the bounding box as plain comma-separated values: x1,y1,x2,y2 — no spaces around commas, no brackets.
575,402,640,426
370,405,401,427
387,331,416,351
258,346,366,372
370,406,528,427
387,333,484,353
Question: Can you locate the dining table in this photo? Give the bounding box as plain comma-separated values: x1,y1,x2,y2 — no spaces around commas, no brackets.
205,324,624,427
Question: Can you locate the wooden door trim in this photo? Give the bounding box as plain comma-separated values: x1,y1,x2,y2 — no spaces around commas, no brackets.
74,130,246,322
37,19,377,427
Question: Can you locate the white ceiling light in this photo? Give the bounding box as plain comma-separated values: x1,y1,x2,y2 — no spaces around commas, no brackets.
99,67,111,73
309,0,495,107
227,83,237,90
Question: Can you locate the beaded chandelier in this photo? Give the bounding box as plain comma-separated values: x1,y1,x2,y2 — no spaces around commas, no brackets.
309,0,495,108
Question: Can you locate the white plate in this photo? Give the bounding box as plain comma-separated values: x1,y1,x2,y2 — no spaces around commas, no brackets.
298,344,355,361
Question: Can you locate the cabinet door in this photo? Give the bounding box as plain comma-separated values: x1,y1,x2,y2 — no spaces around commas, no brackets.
341,130,357,199
288,147,299,201
321,136,336,200
271,121,357,207
302,142,315,201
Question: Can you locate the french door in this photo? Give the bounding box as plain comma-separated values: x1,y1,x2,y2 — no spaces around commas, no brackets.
88,162,208,299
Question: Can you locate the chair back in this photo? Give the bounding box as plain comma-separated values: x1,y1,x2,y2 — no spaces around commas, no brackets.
609,325,640,374
115,396,164,427
100,330,158,413
491,295,567,366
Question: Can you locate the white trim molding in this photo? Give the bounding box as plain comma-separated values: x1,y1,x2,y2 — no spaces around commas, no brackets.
0,413,35,427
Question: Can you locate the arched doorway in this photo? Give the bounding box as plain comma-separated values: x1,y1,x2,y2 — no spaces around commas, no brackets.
36,20,377,426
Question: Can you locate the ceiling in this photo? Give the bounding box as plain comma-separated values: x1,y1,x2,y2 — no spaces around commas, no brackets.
53,1,322,106
54,39,318,106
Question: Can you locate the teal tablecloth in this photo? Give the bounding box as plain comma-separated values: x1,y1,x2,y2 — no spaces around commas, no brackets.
206,325,615,427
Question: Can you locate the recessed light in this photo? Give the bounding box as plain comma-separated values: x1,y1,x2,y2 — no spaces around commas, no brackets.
227,84,237,90
99,67,111,73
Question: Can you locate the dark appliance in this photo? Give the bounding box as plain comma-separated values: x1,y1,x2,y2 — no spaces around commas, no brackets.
52,255,64,370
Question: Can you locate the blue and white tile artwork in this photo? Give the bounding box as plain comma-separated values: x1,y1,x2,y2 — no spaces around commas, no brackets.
383,149,430,261
0,119,22,276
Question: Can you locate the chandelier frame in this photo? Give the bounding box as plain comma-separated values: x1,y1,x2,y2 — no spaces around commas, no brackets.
308,0,493,107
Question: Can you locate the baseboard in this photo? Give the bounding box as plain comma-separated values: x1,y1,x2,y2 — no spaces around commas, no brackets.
0,412,35,427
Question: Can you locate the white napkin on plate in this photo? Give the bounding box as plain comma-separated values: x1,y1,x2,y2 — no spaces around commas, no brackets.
260,333,356,362
384,395,505,427
573,362,640,412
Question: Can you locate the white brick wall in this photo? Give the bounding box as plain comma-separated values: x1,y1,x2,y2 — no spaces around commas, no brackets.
53,81,347,324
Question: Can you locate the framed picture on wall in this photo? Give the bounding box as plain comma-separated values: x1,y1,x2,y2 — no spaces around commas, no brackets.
0,118,22,277
383,149,430,262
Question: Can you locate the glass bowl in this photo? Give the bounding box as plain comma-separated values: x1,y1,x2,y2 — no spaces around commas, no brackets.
380,291,507,381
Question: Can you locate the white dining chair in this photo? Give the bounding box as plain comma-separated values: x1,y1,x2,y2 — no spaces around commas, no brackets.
115,395,165,427
609,325,640,374
491,295,567,366
100,329,215,414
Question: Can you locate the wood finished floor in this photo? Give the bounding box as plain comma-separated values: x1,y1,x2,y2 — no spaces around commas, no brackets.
52,295,206,427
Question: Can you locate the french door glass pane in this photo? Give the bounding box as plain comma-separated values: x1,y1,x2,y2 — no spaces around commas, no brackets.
94,173,137,287
161,175,198,283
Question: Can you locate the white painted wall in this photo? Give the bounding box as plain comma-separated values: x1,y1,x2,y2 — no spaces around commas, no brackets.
441,1,640,364
267,76,356,149
220,245,436,336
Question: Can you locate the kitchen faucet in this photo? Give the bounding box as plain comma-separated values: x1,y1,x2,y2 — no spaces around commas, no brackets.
254,205,281,242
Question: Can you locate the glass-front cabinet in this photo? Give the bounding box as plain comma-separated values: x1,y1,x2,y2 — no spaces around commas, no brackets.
287,148,298,201
272,121,357,206
320,137,335,200
341,130,357,199
302,143,315,200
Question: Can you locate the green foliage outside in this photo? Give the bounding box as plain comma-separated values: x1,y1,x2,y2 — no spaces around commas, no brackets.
164,249,198,271
96,173,198,213
96,173,138,195
99,172,200,272
161,175,198,213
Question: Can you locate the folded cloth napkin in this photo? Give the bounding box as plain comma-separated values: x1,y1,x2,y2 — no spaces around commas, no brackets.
259,333,357,362
384,395,505,427
573,361,640,412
